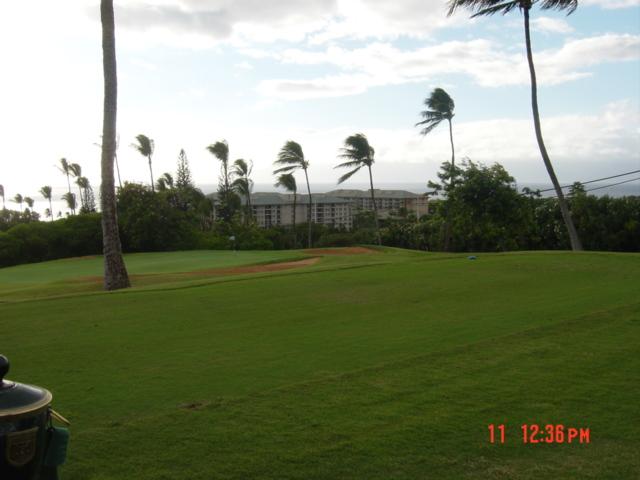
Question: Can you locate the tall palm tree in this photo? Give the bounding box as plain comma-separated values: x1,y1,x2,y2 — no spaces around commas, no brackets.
57,158,75,214
100,0,130,290
40,186,53,221
13,194,23,212
416,87,456,250
231,159,253,223
274,141,313,248
132,134,155,192
275,173,298,248
0,184,5,209
335,133,381,245
447,0,582,251
24,197,34,210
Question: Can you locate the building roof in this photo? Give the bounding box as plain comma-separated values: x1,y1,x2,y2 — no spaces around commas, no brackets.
327,189,427,199
208,192,353,206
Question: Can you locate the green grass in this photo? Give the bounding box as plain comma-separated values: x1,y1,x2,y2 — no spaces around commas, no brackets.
1,248,639,479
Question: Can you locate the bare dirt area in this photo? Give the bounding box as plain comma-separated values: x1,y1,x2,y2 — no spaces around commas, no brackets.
70,257,321,288
198,257,320,275
304,247,378,255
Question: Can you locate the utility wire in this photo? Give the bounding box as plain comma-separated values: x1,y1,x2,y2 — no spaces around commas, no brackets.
581,176,640,194
535,169,640,193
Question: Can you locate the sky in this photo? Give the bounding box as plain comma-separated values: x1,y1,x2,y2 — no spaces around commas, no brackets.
0,0,639,215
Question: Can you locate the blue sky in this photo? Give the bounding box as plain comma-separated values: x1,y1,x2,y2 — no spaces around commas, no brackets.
0,0,638,215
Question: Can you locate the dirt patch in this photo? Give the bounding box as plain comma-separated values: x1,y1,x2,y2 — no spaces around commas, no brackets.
70,257,320,286
194,257,320,276
304,247,378,256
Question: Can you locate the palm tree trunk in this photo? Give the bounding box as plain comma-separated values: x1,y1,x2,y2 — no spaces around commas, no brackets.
368,165,382,245
523,7,582,251
292,190,297,248
443,117,456,252
48,198,53,221
148,156,155,193
303,167,312,248
100,0,130,291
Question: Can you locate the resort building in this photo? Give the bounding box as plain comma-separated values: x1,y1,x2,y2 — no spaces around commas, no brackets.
210,189,429,229
327,189,429,219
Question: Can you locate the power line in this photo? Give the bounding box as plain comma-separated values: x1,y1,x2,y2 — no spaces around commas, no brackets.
535,169,640,194
582,176,640,194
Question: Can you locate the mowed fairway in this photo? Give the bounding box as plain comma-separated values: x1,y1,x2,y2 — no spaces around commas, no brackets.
1,249,639,479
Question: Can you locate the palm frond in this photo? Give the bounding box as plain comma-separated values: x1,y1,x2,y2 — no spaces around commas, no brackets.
39,186,52,199
132,134,154,157
447,0,519,17
273,165,297,175
337,166,363,184
69,163,82,178
206,140,229,163
274,173,297,193
540,0,578,15
334,159,363,169
276,141,305,166
416,120,443,136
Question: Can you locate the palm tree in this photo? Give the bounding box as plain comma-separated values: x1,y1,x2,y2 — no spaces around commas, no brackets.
69,163,83,208
76,176,91,210
40,186,53,221
100,0,130,290
416,87,456,250
275,173,298,248
274,141,313,248
44,208,52,220
207,140,238,222
13,194,23,212
447,0,582,251
231,159,253,223
0,184,5,209
335,133,381,245
57,158,75,214
62,192,76,213
132,134,155,192
156,172,174,191
24,197,34,210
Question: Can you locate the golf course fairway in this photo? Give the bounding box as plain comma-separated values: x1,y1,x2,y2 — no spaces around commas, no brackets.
1,248,638,479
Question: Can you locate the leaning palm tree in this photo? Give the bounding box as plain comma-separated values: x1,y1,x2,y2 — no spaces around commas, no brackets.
57,158,75,214
335,133,381,245
274,141,313,248
24,197,34,210
40,186,53,221
13,194,23,212
416,87,456,250
100,0,130,290
132,134,155,192
447,0,582,251
0,184,5,209
275,173,298,248
231,159,253,223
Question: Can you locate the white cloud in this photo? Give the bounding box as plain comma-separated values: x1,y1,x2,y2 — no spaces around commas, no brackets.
256,34,640,100
531,17,574,34
582,0,640,8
